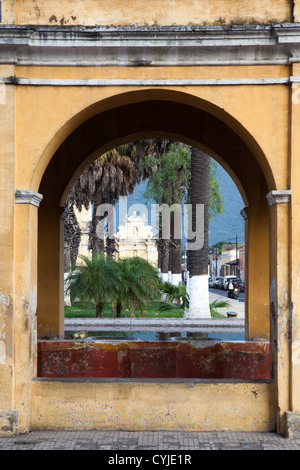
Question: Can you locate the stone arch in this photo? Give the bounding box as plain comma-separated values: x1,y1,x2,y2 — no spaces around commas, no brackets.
37,89,273,340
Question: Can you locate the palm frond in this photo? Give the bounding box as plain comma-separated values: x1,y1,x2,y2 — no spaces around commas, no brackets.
209,298,231,317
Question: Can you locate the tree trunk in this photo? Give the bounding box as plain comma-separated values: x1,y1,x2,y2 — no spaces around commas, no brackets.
185,148,211,318
89,191,105,255
168,229,172,283
170,209,182,286
160,238,170,283
116,303,122,318
64,242,71,272
96,301,104,318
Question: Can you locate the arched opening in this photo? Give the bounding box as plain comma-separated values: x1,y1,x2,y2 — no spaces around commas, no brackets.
63,145,246,338
36,89,272,372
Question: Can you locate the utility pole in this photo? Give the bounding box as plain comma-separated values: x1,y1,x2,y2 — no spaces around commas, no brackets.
235,235,238,276
215,247,218,277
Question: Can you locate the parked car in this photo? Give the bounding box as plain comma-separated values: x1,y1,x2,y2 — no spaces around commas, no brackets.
222,275,237,290
208,277,214,287
217,276,224,289
212,277,220,288
233,278,245,292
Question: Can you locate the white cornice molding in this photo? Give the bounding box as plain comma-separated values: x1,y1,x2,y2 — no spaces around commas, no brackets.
15,190,43,207
0,23,300,66
0,77,293,86
266,190,291,206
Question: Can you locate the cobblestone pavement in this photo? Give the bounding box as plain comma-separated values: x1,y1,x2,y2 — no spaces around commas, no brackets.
1,430,300,451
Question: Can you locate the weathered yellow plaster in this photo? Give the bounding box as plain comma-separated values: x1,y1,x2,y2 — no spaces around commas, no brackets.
0,0,299,437
14,82,288,193
31,379,276,432
7,0,292,27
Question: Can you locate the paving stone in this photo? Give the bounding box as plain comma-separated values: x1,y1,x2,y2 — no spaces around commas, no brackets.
0,430,299,450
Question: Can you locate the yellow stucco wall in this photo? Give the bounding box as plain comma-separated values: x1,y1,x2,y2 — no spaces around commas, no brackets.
0,0,294,26
12,65,289,193
1,0,300,436
31,379,276,432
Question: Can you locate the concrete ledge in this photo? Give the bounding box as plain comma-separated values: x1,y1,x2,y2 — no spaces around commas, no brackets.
0,411,18,436
285,411,300,438
64,317,245,333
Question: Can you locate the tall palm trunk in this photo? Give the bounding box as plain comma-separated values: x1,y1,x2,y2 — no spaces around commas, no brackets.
168,231,172,283
158,204,170,283
160,238,170,283
170,208,182,286
96,301,104,318
185,148,211,318
89,191,105,255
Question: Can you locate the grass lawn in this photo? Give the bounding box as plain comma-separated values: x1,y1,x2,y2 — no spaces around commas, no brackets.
64,301,185,319
64,301,226,319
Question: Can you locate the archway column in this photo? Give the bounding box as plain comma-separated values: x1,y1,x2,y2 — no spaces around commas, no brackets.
267,189,291,435
37,200,65,340
242,191,270,341
13,190,42,433
286,71,300,437
0,80,16,435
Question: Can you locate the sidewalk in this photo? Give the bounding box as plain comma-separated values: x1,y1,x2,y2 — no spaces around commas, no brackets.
209,288,245,319
1,429,300,450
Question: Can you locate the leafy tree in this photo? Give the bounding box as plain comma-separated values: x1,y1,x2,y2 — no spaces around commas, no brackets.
143,142,191,205
209,241,228,253
209,160,224,220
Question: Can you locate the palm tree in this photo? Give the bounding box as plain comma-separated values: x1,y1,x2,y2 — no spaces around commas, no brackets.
63,200,81,271
142,142,191,284
87,149,137,256
185,148,211,318
64,141,223,323
115,257,161,317
159,281,189,313
64,140,171,266
209,298,230,317
64,148,137,267
65,253,121,317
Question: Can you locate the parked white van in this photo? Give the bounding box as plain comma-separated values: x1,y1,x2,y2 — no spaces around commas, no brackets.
222,275,237,290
